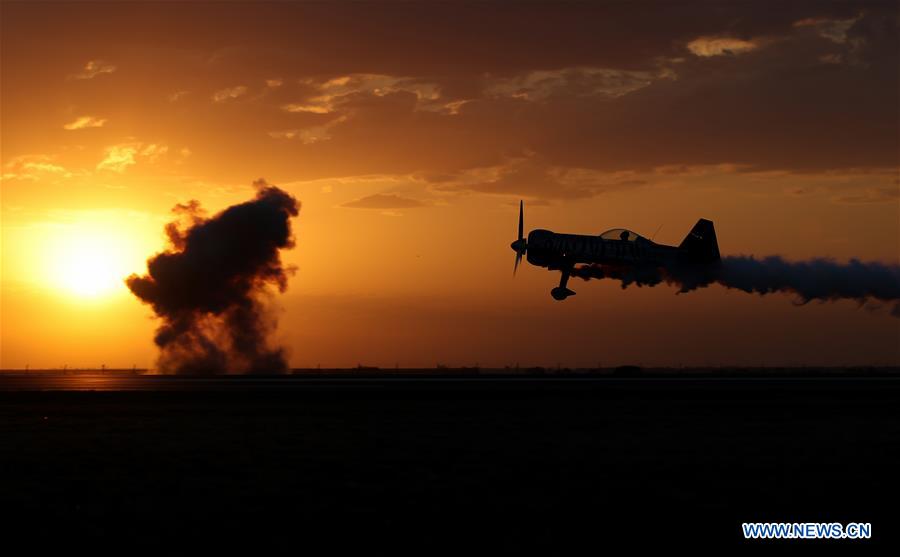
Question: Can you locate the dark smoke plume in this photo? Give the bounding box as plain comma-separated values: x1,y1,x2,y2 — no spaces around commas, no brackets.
127,182,300,373
572,256,900,317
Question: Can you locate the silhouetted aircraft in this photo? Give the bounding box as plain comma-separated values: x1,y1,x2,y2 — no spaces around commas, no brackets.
510,201,720,300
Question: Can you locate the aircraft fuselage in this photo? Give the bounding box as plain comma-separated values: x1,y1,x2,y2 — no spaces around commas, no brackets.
525,229,678,271
508,205,719,300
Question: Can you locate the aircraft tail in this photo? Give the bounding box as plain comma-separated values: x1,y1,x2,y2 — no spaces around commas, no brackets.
678,219,720,263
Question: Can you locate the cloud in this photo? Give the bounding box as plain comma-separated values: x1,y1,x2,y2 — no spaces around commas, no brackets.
1,155,74,181
96,142,170,173
342,193,425,209
266,78,283,88
423,159,897,204
520,11,898,174
168,90,189,102
141,143,169,162
268,128,325,143
268,116,347,144
256,8,895,182
485,67,660,101
11,1,890,188
96,145,138,173
74,59,116,79
425,156,648,200
63,116,107,130
794,14,861,44
282,74,443,114
282,102,331,114
687,37,761,57
832,186,900,205
439,99,470,115
212,85,248,102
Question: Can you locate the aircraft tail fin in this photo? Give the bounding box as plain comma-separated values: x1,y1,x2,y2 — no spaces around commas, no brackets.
678,219,720,263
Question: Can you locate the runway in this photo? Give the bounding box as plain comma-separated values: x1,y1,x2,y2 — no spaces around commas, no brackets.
2,369,896,550
1,370,898,392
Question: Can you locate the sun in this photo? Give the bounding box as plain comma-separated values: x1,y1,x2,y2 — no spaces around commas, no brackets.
4,211,165,303
42,220,147,300
56,238,122,297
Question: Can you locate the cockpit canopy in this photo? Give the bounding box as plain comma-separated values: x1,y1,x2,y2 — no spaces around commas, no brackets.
599,228,644,242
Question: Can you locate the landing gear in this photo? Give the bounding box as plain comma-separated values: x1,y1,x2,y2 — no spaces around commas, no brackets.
550,268,576,301
551,287,575,300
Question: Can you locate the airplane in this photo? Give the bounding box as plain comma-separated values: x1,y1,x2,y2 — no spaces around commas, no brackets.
510,201,720,300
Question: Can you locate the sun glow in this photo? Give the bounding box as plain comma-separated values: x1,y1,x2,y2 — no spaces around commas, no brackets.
4,212,165,301
52,231,126,297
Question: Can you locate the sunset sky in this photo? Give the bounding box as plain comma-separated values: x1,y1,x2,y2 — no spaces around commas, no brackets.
1,1,898,369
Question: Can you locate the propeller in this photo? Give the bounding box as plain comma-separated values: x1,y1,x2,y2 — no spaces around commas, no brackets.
510,200,527,275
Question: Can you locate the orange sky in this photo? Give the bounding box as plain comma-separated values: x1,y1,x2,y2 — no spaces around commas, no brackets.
1,1,898,369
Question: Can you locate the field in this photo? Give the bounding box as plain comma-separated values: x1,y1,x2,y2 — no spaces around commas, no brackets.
0,371,896,552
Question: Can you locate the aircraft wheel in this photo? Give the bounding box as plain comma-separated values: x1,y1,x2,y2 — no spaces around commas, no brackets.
551,287,575,301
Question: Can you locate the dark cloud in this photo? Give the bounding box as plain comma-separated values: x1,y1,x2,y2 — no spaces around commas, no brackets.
4,1,896,199
425,155,649,200
533,16,898,173
342,193,425,209
832,186,900,204
126,183,300,373
281,4,895,196
9,1,869,74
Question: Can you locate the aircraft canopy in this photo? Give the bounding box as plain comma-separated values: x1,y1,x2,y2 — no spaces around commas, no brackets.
600,228,644,242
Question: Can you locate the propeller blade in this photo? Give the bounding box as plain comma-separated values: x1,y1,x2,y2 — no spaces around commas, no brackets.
512,200,525,277
517,200,523,241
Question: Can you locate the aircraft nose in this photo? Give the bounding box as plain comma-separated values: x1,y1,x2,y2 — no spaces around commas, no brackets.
510,239,526,252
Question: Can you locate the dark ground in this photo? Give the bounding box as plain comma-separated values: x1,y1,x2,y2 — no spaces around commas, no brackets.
0,372,897,553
